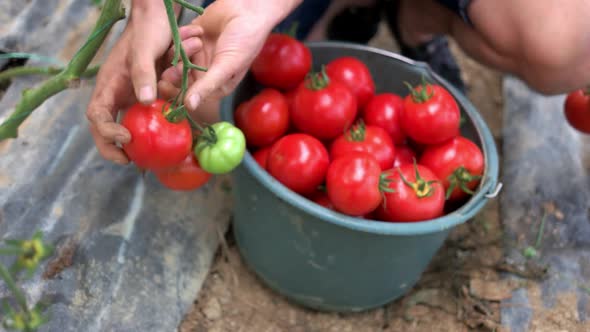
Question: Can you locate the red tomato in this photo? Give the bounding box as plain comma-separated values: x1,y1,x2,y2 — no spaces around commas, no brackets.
291,70,358,140
234,89,290,147
252,146,271,169
285,88,297,112
363,93,406,145
419,136,484,201
267,133,330,194
121,100,192,170
330,121,395,170
380,164,445,222
154,154,211,191
564,88,590,134
326,56,375,108
326,153,383,216
392,145,417,168
309,191,334,210
250,33,312,90
402,82,460,144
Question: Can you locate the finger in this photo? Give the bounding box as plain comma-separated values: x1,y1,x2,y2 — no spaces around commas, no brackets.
165,37,203,64
90,126,130,165
160,63,183,87
184,53,245,111
182,37,203,57
96,121,131,145
86,94,131,144
179,25,204,40
130,43,158,104
158,80,181,101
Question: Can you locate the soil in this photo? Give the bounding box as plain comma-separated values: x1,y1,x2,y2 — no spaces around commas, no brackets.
179,21,583,332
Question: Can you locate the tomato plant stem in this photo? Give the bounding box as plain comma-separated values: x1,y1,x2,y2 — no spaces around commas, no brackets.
0,65,100,84
285,21,299,37
0,264,28,313
163,0,207,115
0,0,125,141
0,247,23,255
535,212,548,248
173,0,204,14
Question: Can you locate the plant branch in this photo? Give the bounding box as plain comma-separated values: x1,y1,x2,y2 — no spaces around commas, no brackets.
0,0,125,141
0,247,22,255
173,0,204,14
163,0,207,114
0,264,28,313
0,65,100,84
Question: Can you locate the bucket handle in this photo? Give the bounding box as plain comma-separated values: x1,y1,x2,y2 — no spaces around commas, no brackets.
484,182,503,198
456,181,503,220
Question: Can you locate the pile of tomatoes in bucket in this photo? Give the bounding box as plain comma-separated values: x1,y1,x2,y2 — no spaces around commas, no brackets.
236,32,485,222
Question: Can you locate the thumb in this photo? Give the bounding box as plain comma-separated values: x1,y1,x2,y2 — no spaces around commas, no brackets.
129,27,167,104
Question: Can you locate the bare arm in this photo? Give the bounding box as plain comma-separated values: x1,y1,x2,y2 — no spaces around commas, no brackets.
453,0,590,94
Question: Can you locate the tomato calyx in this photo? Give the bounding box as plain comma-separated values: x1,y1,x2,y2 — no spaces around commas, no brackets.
404,77,434,103
585,85,590,96
306,66,330,91
379,172,395,193
446,166,482,199
194,125,218,151
345,120,367,141
398,163,437,198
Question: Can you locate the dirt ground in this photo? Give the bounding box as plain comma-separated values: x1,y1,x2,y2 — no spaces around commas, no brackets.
179,24,578,332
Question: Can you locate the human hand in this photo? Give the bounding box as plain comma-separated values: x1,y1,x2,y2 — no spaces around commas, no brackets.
85,1,202,164
158,0,302,120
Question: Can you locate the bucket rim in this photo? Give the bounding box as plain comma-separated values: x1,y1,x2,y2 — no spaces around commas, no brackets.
221,41,500,236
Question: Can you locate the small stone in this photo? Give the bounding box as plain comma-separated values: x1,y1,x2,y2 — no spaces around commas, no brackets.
555,209,564,220
202,298,222,320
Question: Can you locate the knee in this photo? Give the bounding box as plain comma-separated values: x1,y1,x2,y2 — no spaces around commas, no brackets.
508,10,590,93
468,0,590,94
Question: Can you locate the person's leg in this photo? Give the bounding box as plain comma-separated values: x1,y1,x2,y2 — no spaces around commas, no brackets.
395,0,590,94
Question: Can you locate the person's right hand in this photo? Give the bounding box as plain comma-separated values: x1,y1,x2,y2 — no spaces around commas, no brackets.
85,1,202,165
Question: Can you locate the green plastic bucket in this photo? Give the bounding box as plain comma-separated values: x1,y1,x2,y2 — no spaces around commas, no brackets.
220,42,501,312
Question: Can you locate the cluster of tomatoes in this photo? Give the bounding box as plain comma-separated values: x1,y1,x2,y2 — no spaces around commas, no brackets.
120,100,246,191
237,31,485,222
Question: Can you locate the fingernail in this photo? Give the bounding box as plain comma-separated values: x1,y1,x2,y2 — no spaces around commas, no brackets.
188,94,200,110
139,86,154,103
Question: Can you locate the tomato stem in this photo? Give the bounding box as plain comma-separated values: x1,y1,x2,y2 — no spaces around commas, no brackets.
173,0,204,14
306,65,330,91
196,125,218,148
163,0,207,112
445,166,481,199
397,161,436,198
404,76,434,103
285,21,300,38
379,172,395,193
346,120,366,141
